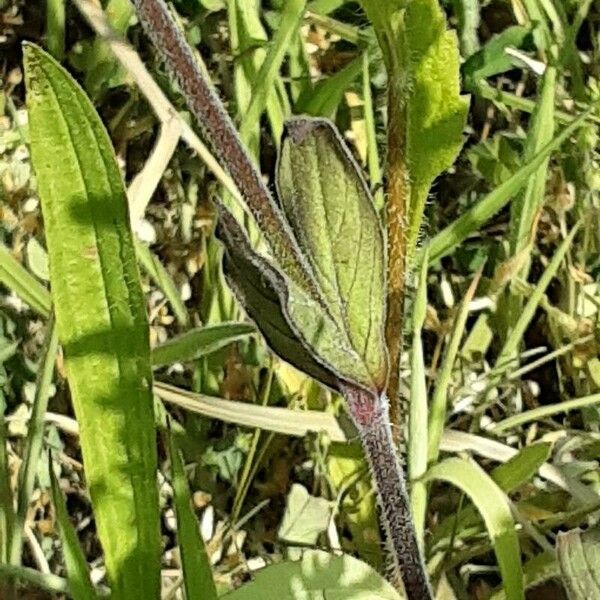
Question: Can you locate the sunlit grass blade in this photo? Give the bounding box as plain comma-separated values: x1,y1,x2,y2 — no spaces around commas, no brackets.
135,240,189,327
46,0,65,60
0,244,51,317
408,251,429,543
10,317,59,565
154,381,346,441
494,224,580,372
427,270,481,464
294,55,363,118
508,67,556,261
167,428,218,600
238,0,304,142
426,110,589,264
362,51,383,210
491,392,600,433
49,460,97,600
425,457,524,600
0,395,14,569
152,322,254,366
0,564,69,596
24,43,160,599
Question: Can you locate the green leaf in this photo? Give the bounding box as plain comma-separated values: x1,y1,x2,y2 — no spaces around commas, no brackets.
491,443,552,493
152,322,255,366
223,550,403,600
463,26,533,91
11,318,59,565
361,0,469,258
294,55,363,118
216,206,342,391
167,429,218,600
276,117,388,392
403,0,469,251
49,462,97,600
24,43,160,599
426,111,589,264
425,458,524,600
557,527,600,599
0,243,51,317
217,119,387,396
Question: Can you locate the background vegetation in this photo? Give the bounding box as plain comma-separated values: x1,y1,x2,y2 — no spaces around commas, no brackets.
0,0,599,598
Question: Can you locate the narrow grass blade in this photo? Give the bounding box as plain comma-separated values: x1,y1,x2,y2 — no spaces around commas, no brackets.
294,55,363,118
425,458,524,600
49,461,97,600
362,51,383,210
495,224,580,371
46,0,65,60
24,43,160,599
409,251,429,543
491,392,600,433
426,111,589,264
135,239,189,327
491,443,551,493
0,395,14,567
167,429,218,600
229,0,289,152
0,244,51,317
428,270,481,464
489,552,560,600
152,322,254,366
10,317,58,565
153,382,346,441
0,564,69,596
508,67,556,260
238,0,304,142
557,527,600,599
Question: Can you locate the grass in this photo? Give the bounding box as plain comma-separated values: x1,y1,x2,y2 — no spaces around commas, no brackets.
0,0,599,598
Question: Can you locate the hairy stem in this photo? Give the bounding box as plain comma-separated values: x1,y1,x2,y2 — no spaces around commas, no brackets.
132,0,314,293
384,79,409,448
344,386,432,599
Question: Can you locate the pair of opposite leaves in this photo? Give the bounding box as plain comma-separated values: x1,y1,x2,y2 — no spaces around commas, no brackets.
217,118,388,420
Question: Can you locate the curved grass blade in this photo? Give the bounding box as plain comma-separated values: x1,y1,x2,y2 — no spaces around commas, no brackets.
49,459,97,600
238,0,305,142
0,244,51,317
294,55,363,118
426,110,589,264
166,428,217,600
135,240,189,327
10,317,59,565
425,458,524,600
24,43,160,599
152,322,255,366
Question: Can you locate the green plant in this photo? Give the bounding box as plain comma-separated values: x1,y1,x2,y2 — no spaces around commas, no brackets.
2,1,599,599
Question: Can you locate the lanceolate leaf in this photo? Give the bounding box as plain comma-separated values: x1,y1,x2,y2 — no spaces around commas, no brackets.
24,43,160,599
218,118,387,396
277,118,388,391
216,206,348,391
361,0,469,259
403,0,469,255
